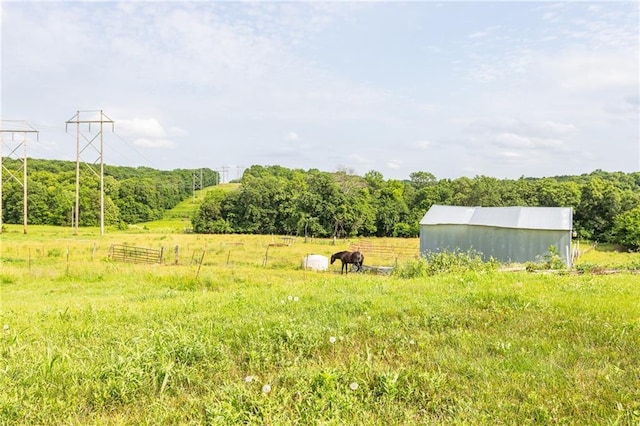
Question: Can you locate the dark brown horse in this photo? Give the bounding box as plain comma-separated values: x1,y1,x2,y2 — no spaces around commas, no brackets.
330,251,364,274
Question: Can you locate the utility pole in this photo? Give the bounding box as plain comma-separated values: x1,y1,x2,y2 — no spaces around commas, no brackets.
65,110,114,236
0,120,39,234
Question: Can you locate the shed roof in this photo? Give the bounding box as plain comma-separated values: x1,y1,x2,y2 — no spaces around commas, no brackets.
419,205,572,231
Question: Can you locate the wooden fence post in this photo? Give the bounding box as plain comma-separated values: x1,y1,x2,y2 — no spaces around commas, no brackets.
195,251,205,279
263,245,270,267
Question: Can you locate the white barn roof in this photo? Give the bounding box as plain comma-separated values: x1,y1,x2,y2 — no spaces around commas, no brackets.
420,205,572,231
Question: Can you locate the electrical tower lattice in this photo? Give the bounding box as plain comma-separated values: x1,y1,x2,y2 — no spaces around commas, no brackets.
0,120,39,234
65,110,114,236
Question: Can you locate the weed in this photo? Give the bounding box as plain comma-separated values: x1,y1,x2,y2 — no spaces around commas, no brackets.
393,249,497,278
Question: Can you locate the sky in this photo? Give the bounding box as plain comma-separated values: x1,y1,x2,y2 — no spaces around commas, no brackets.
1,1,638,182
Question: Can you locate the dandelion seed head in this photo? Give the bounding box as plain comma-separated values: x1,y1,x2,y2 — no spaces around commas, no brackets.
329,336,336,344
294,296,299,302
409,339,416,345
3,324,9,331
245,376,254,383
350,382,359,390
287,295,293,301
262,384,271,394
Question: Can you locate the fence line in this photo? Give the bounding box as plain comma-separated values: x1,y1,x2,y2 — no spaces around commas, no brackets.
348,242,418,259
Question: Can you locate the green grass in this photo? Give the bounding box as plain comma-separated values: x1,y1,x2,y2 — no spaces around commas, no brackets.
171,184,238,216
576,242,640,271
1,227,639,424
141,183,240,233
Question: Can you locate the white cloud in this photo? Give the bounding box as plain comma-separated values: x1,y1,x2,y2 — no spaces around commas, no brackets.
411,141,432,150
284,131,299,141
535,121,577,137
349,154,372,166
118,118,176,149
387,160,402,169
499,151,522,159
133,138,175,149
468,31,489,39
169,127,188,137
496,133,533,149
539,50,638,92
119,118,166,139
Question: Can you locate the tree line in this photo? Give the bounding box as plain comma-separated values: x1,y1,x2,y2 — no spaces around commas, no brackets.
1,158,218,227
192,165,640,250
2,159,638,249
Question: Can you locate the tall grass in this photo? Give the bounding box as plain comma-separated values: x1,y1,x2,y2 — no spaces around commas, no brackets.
1,226,639,424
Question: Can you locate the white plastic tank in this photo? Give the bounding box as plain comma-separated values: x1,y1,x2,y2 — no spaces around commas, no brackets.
302,254,329,271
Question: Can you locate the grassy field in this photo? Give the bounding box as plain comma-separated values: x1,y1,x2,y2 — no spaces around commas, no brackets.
138,183,240,233
1,225,639,425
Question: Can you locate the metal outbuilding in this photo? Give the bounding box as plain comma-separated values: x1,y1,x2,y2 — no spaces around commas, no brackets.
419,205,574,267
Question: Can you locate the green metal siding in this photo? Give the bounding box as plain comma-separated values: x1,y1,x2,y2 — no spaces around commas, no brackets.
419,224,573,266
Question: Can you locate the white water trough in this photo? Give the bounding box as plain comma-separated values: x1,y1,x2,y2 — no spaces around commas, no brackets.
302,254,329,271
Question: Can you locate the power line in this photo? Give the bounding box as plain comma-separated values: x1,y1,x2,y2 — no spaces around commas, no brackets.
112,130,158,169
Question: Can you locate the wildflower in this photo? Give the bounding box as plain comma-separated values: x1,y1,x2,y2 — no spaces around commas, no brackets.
3,324,9,332
329,336,336,344
245,376,254,383
288,295,293,301
349,382,359,391
262,384,271,394
409,339,415,345
294,296,299,302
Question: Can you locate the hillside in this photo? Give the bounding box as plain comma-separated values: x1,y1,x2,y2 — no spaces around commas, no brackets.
0,157,218,227
134,183,240,232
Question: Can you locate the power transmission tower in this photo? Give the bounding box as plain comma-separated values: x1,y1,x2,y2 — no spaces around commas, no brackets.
221,166,229,184
192,168,203,203
65,110,114,236
0,120,39,234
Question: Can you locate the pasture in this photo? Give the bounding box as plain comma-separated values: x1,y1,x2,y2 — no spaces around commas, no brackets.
1,225,639,424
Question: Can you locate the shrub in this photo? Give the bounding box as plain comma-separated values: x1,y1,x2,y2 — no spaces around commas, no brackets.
613,206,640,251
525,246,566,271
393,249,497,278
